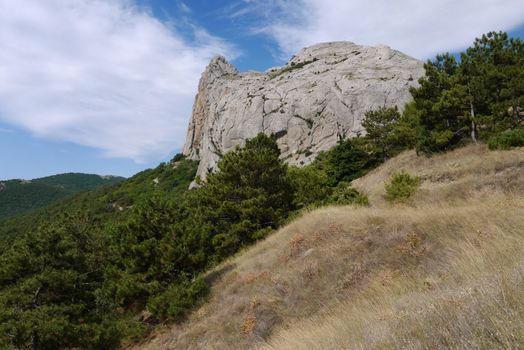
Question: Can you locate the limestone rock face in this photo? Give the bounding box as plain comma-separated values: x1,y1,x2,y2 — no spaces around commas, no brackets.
183,41,424,179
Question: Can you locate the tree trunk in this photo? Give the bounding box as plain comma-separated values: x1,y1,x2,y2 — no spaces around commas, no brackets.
31,333,38,350
31,286,41,350
469,100,477,143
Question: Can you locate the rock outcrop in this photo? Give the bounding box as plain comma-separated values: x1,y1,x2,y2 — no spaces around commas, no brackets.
183,41,424,179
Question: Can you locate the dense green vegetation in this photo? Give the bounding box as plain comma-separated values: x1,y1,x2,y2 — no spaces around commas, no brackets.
412,32,524,153
0,158,198,246
106,135,296,324
0,31,522,349
287,139,375,208
0,158,201,348
0,214,118,349
487,127,524,150
0,173,124,220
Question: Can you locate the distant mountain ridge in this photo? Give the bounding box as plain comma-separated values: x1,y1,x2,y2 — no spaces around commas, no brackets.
0,173,125,220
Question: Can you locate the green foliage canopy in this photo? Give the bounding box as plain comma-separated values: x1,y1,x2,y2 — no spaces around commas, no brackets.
189,133,294,257
0,173,124,220
0,214,119,349
412,31,524,154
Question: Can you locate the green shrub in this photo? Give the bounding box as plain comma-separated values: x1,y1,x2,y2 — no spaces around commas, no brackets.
147,276,208,322
288,165,331,208
327,182,369,206
385,172,421,203
322,138,380,185
171,153,185,162
272,58,318,77
487,128,524,150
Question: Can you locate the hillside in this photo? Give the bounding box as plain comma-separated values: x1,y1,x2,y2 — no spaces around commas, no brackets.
0,159,198,243
0,173,125,220
136,144,524,349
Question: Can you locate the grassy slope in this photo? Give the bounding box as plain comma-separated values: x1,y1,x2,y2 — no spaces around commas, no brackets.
0,173,125,220
135,144,524,350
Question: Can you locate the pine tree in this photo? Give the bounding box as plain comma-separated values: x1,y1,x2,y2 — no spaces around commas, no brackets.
411,53,466,153
362,106,401,160
190,133,294,258
412,32,524,154
464,32,524,134
105,196,209,316
322,138,380,185
0,214,117,349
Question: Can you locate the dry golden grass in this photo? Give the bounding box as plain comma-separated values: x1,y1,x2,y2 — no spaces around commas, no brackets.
134,145,524,350
260,202,524,350
353,144,524,207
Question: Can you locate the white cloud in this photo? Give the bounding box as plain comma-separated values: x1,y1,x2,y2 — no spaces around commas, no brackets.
244,0,524,59
0,0,235,162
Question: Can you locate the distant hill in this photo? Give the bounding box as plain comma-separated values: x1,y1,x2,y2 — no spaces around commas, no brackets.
0,173,125,220
0,158,198,244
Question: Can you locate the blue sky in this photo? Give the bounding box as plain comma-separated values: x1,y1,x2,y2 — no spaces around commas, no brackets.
1,0,523,180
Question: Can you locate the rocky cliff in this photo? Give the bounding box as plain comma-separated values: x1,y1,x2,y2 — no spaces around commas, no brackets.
183,41,424,179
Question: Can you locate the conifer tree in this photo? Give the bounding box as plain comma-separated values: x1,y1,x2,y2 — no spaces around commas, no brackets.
191,133,294,257
412,32,524,153
0,214,117,349
362,106,401,160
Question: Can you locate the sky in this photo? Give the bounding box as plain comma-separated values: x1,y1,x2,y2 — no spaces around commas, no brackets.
0,0,523,180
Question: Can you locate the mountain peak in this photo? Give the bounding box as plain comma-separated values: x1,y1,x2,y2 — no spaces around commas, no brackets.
204,55,238,79
184,41,425,180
